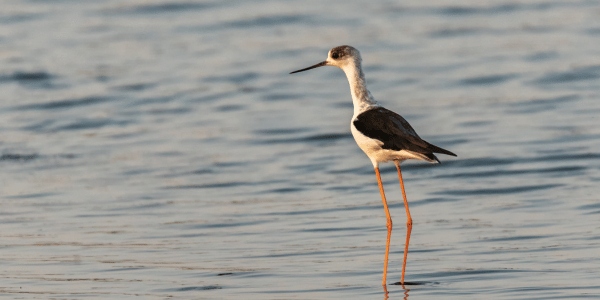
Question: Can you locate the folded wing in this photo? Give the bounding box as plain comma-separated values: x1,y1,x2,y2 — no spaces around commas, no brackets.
353,107,457,159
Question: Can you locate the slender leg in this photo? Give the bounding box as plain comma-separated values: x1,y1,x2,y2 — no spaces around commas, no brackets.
394,161,412,285
374,167,393,286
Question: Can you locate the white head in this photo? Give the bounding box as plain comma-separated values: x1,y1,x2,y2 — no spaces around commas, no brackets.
290,45,362,74
290,45,376,113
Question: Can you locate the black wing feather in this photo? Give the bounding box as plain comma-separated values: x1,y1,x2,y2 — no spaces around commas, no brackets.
353,107,456,157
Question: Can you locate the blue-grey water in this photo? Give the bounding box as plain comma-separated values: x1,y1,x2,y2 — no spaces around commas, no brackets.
1,1,599,299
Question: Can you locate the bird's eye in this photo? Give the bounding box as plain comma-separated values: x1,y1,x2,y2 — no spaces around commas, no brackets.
331,52,339,59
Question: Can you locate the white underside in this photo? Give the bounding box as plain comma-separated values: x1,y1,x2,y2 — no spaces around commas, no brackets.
350,120,434,168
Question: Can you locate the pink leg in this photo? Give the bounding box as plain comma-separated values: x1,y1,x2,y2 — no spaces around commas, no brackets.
374,167,392,286
395,161,412,285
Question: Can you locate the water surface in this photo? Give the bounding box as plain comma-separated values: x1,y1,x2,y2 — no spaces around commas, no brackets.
1,1,599,299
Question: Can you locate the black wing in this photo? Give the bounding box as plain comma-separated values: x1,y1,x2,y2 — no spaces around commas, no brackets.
353,107,456,158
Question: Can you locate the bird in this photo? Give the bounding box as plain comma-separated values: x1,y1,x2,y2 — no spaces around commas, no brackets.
290,45,456,286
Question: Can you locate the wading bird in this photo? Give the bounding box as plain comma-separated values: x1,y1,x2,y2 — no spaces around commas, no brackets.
290,45,456,286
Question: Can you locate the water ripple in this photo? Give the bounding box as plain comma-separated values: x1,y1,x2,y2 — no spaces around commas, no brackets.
216,14,308,29
477,234,553,243
441,184,562,196
164,181,249,189
423,268,526,278
508,95,579,114
57,119,130,131
0,153,38,161
204,72,259,84
436,166,585,179
533,152,600,162
0,71,53,82
255,132,350,145
105,2,215,15
533,65,600,85
577,203,600,215
14,96,112,111
438,4,520,16
458,74,515,86
429,27,483,38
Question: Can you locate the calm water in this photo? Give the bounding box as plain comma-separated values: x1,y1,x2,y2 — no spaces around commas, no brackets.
1,1,599,299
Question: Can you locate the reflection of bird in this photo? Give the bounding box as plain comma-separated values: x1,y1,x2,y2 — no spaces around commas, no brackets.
290,45,456,286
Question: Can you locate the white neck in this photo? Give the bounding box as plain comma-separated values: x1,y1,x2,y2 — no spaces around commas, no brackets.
341,60,378,116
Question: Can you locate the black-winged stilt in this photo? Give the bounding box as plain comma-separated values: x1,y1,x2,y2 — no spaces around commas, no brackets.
290,45,456,286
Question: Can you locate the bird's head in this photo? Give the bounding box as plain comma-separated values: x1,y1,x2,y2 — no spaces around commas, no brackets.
290,45,361,74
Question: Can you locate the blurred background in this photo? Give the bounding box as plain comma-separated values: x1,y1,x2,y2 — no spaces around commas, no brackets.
1,1,599,299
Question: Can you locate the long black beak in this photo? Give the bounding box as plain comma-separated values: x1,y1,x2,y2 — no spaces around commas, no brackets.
290,61,328,74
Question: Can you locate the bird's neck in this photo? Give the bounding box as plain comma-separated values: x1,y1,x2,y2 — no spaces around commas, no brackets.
343,62,378,116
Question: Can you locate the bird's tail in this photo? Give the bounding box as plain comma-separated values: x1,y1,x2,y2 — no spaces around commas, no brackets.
428,143,457,157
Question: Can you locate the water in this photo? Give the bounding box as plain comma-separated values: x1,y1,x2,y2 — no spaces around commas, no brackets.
1,0,599,299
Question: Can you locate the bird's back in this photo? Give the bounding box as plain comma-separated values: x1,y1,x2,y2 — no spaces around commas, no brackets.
352,107,456,163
